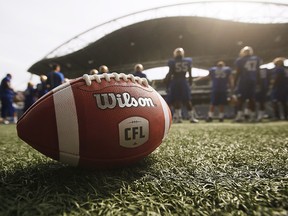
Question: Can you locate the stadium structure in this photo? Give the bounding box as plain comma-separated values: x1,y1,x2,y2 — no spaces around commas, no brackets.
28,1,288,107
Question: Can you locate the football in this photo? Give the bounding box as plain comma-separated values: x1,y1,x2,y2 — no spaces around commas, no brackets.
17,73,172,168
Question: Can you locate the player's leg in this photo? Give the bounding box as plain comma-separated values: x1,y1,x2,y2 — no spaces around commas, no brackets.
234,85,246,122
173,101,183,123
256,92,266,122
168,80,182,123
0,98,5,119
218,104,225,122
273,100,280,120
207,91,215,122
242,82,256,122
1,97,10,124
279,92,288,120
218,91,227,122
206,104,214,122
234,95,244,122
186,100,199,123
7,97,16,123
182,79,198,123
281,100,288,120
248,98,256,122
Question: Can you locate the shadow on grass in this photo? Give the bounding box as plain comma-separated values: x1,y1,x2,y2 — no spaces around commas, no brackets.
0,156,156,215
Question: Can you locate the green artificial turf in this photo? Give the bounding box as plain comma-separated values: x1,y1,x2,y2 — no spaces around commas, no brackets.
0,122,287,215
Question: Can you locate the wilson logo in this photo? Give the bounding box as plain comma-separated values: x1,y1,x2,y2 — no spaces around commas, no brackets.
94,92,155,109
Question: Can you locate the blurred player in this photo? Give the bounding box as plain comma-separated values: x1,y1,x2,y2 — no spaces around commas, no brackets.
255,67,270,121
196,61,233,122
133,64,147,79
36,75,48,98
271,57,288,120
0,73,16,124
165,47,198,123
46,64,64,91
233,46,262,122
23,82,37,112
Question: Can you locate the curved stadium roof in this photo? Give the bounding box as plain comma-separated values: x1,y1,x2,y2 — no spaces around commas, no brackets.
28,1,288,77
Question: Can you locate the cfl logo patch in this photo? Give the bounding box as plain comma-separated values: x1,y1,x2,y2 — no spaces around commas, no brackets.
119,117,149,148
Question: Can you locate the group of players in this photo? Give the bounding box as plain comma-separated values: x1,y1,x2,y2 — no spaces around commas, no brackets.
165,46,288,123
21,64,132,113
1,46,287,124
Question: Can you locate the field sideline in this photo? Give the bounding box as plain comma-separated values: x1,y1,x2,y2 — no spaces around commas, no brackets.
0,122,287,215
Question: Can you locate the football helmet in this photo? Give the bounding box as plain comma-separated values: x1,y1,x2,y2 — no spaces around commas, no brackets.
239,46,253,57
134,64,144,72
173,47,185,58
40,75,47,82
99,65,109,73
89,69,98,75
273,57,285,67
217,61,225,67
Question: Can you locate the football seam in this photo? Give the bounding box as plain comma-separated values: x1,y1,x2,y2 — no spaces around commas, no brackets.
76,83,153,93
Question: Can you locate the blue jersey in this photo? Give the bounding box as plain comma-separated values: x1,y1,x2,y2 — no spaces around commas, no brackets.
258,68,270,91
273,66,288,91
168,57,192,79
46,71,64,91
166,57,192,104
36,81,48,98
133,71,147,78
271,66,288,102
0,76,11,96
0,76,15,118
0,76,14,99
209,66,231,92
235,55,261,82
24,86,37,112
235,55,261,100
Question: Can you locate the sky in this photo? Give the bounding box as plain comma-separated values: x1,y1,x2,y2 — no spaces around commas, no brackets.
0,0,287,90
1,0,196,91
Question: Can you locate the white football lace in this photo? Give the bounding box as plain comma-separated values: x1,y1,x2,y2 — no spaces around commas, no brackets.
82,73,149,87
